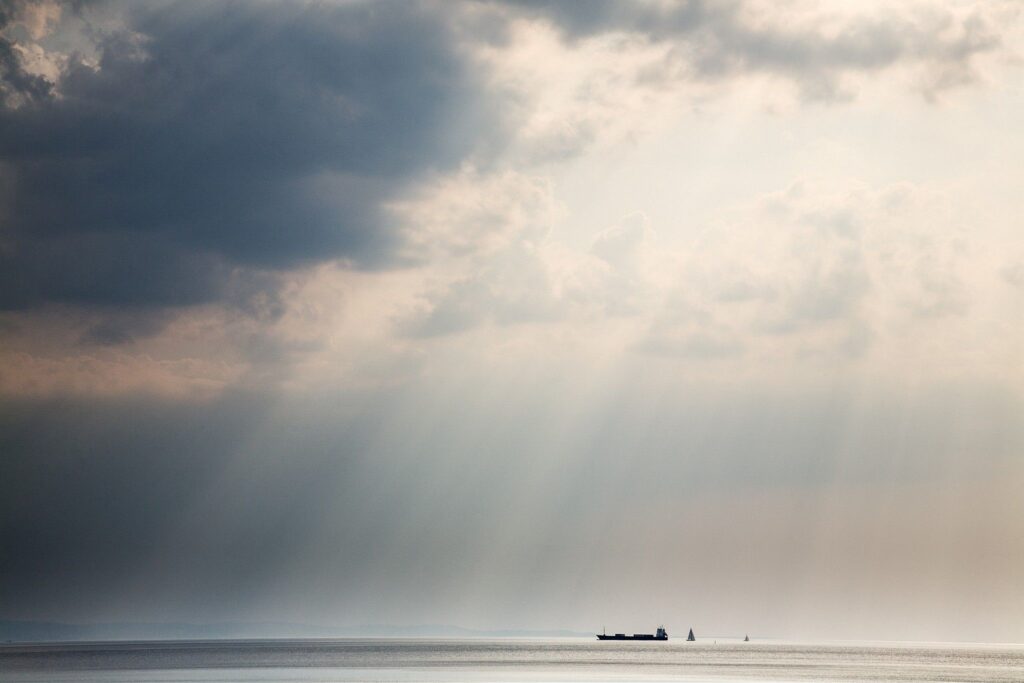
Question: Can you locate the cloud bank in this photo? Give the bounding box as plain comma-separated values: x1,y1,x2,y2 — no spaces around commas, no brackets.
0,1,490,316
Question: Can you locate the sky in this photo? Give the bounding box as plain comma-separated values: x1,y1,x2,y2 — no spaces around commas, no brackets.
0,0,1022,643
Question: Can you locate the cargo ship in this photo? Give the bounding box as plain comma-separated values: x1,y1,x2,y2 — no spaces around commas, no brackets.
597,626,668,641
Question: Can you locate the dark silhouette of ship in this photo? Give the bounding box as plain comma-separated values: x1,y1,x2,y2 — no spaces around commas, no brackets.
597,626,667,641
687,628,695,641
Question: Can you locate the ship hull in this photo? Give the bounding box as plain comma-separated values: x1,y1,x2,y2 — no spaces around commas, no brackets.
596,635,668,641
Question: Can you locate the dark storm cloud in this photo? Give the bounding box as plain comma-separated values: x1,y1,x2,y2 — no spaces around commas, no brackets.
0,0,490,315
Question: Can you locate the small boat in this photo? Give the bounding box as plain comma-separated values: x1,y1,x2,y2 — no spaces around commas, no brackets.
744,634,749,642
687,628,695,641
597,626,668,641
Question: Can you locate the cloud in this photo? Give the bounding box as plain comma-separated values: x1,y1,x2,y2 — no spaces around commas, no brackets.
0,0,54,107
1,0,1015,365
1002,261,1024,289
403,242,563,338
385,175,997,370
590,212,653,268
0,1,492,318
389,168,566,338
624,180,994,365
636,326,745,359
1,0,63,41
501,0,1004,103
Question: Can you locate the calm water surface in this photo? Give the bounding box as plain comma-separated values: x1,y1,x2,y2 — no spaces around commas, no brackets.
1,638,1022,682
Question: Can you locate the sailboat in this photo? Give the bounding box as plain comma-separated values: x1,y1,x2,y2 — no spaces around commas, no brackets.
686,628,695,642
744,634,749,642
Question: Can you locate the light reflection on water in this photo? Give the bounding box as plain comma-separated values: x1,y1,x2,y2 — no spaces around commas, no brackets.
2,638,1022,682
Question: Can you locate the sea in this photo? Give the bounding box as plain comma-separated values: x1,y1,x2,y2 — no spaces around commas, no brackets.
1,638,1022,682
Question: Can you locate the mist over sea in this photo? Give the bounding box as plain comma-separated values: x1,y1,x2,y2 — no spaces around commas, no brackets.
2,638,1022,682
